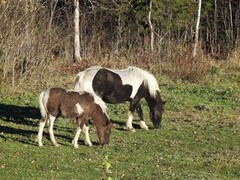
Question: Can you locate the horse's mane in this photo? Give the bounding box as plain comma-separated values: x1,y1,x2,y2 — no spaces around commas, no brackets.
128,66,160,98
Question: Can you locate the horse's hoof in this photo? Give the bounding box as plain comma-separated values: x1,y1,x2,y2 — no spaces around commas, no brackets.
38,144,43,147
140,121,149,130
73,144,79,148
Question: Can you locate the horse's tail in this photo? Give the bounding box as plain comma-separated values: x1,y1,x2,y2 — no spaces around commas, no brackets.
39,90,48,120
74,71,84,91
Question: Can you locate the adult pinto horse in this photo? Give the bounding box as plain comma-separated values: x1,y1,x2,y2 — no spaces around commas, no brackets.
74,66,165,132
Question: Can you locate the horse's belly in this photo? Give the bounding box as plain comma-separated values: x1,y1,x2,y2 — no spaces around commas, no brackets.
103,85,132,104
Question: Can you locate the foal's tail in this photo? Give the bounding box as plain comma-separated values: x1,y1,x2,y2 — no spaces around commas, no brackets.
39,90,48,120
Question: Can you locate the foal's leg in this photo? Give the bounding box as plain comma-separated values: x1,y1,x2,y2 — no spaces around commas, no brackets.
48,115,59,147
36,118,47,146
82,124,93,146
72,126,82,148
136,103,148,130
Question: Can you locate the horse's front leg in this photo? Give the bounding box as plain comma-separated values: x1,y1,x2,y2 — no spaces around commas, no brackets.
48,115,59,147
72,126,82,148
82,124,93,146
136,103,148,130
126,99,141,132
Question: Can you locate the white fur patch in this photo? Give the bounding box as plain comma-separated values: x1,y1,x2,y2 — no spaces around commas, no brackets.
75,103,84,115
74,66,101,93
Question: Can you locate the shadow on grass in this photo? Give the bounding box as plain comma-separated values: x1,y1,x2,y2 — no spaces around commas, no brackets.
111,119,144,131
0,104,40,145
0,104,41,125
0,125,37,145
0,104,101,146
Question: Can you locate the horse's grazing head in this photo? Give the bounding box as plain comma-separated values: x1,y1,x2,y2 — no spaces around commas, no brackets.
98,119,113,145
148,91,166,129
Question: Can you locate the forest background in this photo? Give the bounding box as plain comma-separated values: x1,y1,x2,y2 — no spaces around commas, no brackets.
0,0,240,85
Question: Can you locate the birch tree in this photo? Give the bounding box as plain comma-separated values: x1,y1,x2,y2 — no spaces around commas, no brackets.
193,0,202,57
148,0,154,52
74,0,81,62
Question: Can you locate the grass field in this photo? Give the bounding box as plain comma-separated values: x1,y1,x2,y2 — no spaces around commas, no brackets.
0,62,240,179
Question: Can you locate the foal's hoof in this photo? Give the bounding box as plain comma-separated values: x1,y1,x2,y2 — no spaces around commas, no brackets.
53,143,60,147
85,141,93,147
126,127,136,132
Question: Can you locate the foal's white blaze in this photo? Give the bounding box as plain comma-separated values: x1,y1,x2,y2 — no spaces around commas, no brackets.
75,103,84,115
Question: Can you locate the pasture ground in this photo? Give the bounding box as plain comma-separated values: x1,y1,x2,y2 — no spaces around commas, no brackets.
0,61,240,179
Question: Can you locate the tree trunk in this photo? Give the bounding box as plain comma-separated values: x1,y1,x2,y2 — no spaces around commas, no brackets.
193,0,202,57
74,0,81,62
148,0,154,52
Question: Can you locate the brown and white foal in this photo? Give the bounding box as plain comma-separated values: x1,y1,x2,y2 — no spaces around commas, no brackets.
36,87,113,148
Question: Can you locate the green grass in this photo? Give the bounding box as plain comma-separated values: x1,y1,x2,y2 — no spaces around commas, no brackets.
0,66,240,179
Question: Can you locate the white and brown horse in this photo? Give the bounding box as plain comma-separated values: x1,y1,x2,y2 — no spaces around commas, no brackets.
36,87,113,148
74,66,166,132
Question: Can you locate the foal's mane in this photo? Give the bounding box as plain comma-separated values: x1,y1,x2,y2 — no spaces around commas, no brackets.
128,66,160,98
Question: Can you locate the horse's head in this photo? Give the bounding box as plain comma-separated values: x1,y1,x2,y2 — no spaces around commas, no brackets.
148,91,166,129
98,120,113,145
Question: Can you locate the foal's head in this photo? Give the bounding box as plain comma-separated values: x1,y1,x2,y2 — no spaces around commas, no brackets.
98,119,113,145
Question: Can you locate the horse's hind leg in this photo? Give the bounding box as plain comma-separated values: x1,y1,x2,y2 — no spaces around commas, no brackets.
36,118,47,146
136,103,148,130
82,124,93,146
48,115,59,147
